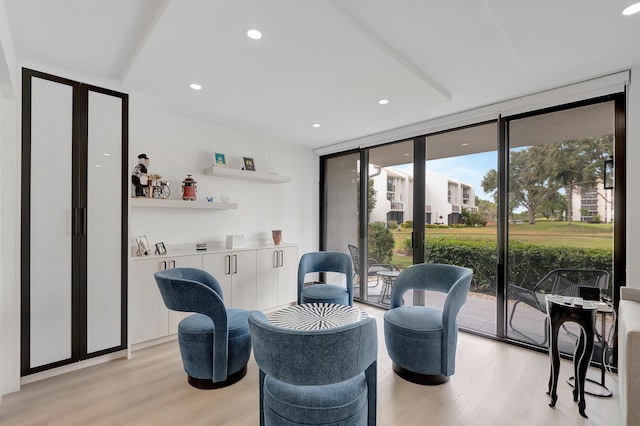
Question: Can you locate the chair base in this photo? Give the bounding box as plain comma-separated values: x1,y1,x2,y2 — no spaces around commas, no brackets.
187,365,248,389
392,363,450,385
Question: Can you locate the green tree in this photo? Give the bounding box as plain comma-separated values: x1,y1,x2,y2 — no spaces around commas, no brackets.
356,176,377,216
368,222,394,263
538,191,567,220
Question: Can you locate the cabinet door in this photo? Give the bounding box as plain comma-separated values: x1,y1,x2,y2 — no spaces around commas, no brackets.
27,76,74,369
231,250,257,310
256,249,280,310
167,255,203,334
202,252,233,305
129,258,169,345
86,91,124,354
278,246,299,306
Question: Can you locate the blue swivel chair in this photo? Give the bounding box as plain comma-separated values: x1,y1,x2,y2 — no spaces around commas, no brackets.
154,267,252,389
249,310,377,425
383,263,472,385
297,251,353,307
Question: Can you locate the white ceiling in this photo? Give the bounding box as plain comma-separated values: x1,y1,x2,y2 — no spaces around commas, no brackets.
2,0,639,150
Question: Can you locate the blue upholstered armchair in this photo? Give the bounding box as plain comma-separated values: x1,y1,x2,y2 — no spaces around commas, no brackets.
383,263,473,385
154,267,252,389
249,310,377,425
297,251,353,307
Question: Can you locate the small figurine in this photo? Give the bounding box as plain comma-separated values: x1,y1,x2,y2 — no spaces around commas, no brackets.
181,174,197,200
131,153,150,197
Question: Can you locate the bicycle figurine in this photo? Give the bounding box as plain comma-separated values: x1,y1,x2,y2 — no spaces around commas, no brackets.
150,179,170,199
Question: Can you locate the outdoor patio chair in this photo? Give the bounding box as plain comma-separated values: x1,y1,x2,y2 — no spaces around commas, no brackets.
508,268,609,345
348,244,392,288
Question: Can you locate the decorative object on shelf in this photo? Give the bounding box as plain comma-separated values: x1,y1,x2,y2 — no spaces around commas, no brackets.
181,174,197,200
226,234,246,249
196,242,208,251
155,242,167,255
272,230,283,246
243,156,255,171
131,153,150,197
136,236,151,256
220,195,230,203
205,196,214,202
214,152,227,168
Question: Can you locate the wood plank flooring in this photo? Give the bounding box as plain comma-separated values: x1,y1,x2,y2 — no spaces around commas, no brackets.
0,304,622,425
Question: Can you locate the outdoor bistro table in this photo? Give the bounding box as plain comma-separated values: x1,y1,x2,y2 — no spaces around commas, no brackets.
268,303,369,330
545,295,598,419
377,270,401,304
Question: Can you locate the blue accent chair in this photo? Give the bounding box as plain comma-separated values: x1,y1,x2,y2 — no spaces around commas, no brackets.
383,263,473,385
154,267,252,389
297,251,353,307
249,310,377,425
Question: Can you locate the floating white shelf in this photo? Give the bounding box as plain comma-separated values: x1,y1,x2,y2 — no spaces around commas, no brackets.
130,198,238,210
202,166,291,183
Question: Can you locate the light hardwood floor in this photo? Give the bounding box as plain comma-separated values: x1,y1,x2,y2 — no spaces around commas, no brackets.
0,304,622,425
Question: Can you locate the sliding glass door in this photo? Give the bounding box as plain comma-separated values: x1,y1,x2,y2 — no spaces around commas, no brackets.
505,100,617,354
320,93,625,353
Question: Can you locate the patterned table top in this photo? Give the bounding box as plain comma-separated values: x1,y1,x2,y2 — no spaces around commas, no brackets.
268,303,369,330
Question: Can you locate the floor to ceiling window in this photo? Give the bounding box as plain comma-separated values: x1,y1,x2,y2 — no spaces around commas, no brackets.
505,99,619,356
320,91,625,358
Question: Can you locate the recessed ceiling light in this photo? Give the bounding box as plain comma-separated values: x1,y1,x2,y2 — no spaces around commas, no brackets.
462,143,469,147
103,153,111,156
312,123,321,128
246,29,263,40
190,83,202,90
95,164,102,168
378,99,389,105
623,2,640,15
404,153,410,156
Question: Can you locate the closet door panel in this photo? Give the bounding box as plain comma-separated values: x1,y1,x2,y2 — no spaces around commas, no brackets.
86,91,123,353
29,77,74,368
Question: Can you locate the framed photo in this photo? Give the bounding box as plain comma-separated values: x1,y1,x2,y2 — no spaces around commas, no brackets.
243,156,255,171
155,242,167,255
214,152,227,168
136,236,151,256
604,159,614,189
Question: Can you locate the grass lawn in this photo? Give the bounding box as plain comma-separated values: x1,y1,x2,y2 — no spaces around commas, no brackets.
391,221,612,267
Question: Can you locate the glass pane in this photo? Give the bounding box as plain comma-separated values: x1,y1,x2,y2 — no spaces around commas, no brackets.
324,153,360,292
365,140,414,305
506,101,615,354
422,123,498,333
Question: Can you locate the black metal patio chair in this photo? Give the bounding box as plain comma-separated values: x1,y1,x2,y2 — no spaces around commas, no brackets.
347,244,392,289
508,268,609,345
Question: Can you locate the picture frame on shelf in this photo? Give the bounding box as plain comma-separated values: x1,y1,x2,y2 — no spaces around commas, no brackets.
243,156,255,171
135,236,151,256
214,152,227,168
155,242,167,255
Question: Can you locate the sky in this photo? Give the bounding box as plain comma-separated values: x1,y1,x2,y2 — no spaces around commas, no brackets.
392,151,498,200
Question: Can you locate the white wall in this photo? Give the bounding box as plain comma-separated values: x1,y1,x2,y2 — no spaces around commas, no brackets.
128,99,317,251
1,96,19,397
626,66,640,289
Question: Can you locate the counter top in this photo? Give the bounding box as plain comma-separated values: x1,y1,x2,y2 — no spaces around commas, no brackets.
130,242,297,260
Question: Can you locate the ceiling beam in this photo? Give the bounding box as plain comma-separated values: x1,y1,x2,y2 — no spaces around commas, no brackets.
119,0,170,84
330,0,452,101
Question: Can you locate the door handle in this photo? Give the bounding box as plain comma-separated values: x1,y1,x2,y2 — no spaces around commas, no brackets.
225,255,231,275
233,254,238,274
279,250,284,267
169,260,176,269
160,261,167,270
273,251,278,268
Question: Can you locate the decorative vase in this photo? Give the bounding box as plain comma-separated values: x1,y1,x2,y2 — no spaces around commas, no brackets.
272,230,283,246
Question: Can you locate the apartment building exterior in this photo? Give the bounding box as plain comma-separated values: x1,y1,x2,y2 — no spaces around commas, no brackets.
369,166,477,227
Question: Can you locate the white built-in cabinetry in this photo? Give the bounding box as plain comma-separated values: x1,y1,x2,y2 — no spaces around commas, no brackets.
129,244,298,347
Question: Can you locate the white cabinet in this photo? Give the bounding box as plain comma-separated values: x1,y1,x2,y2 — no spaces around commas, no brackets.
202,251,257,310
129,254,202,344
129,244,297,346
256,246,299,310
